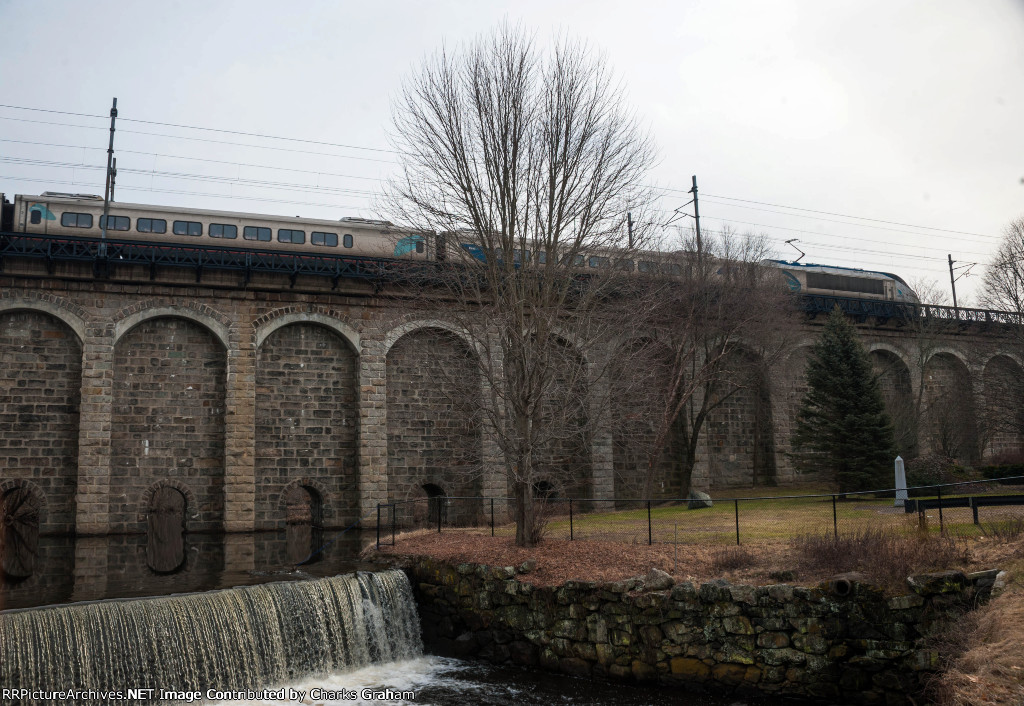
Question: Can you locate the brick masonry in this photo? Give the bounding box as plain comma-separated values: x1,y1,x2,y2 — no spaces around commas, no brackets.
0,262,1021,535
255,323,358,530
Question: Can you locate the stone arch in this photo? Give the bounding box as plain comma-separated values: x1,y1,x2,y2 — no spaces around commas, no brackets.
705,346,777,489
255,322,358,530
0,309,82,534
982,354,1024,462
922,352,979,463
255,312,360,354
0,478,48,513
386,326,483,517
113,305,230,350
140,479,198,521
383,319,479,357
865,341,914,370
278,478,332,526
607,337,681,499
868,348,918,458
769,343,817,484
110,316,227,533
0,299,87,344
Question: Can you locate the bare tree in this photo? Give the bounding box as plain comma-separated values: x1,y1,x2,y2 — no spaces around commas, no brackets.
980,217,1024,314
383,25,658,546
610,228,792,498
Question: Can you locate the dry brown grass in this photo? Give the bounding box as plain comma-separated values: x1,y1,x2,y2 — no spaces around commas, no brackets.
931,571,1024,706
375,527,1023,592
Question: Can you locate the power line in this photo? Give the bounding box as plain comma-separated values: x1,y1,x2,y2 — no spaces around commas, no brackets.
0,102,400,154
0,138,388,182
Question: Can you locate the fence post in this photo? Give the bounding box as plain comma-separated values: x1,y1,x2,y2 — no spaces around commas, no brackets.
376,504,381,549
832,495,838,539
491,497,495,537
937,485,944,535
647,500,652,545
734,499,740,546
569,498,574,541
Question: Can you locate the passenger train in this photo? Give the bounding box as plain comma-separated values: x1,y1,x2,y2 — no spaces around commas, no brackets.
0,192,918,302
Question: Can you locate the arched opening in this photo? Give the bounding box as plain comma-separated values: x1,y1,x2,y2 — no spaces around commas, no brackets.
0,310,81,534
923,353,979,464
422,483,448,528
983,355,1024,462
532,480,558,500
112,316,226,534
256,323,358,531
146,486,187,574
1,486,41,581
706,347,776,488
869,349,917,458
386,328,482,508
283,484,324,565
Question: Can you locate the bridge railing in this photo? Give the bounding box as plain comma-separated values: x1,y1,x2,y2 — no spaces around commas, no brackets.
2,231,1021,324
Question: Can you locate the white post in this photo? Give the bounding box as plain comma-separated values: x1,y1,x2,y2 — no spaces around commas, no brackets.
894,456,908,507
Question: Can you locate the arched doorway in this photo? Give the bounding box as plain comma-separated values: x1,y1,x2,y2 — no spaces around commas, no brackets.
422,483,447,528
284,485,324,565
146,486,187,574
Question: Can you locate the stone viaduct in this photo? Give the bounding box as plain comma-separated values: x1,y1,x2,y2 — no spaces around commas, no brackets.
0,254,1021,537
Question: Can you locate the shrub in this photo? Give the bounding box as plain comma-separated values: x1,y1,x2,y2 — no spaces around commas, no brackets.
792,528,971,592
710,546,756,573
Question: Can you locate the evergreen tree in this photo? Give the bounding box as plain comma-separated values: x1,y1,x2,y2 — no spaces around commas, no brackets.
791,307,896,492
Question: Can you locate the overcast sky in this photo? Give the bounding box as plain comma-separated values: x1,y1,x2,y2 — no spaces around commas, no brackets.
1,0,1022,303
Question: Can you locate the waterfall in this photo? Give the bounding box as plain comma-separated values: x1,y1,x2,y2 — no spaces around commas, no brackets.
0,570,422,705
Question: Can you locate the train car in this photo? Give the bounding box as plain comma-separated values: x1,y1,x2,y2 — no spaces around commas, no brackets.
763,260,919,303
9,193,434,260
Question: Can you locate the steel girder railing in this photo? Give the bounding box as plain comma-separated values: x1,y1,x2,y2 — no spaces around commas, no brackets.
1,231,1023,324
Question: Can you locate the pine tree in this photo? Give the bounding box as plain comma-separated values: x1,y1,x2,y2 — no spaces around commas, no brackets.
791,307,896,492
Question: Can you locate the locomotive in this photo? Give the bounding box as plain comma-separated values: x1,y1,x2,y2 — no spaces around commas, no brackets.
0,192,918,302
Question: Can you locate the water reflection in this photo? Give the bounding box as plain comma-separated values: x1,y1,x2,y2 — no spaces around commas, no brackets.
0,528,376,611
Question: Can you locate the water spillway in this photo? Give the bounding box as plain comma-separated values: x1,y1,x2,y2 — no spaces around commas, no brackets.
0,570,421,705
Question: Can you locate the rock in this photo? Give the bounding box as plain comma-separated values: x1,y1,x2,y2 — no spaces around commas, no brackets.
769,569,796,582
992,570,1009,597
518,558,538,574
687,491,713,509
643,568,675,591
907,570,969,596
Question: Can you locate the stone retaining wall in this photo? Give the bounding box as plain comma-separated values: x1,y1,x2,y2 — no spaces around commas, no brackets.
405,558,1002,704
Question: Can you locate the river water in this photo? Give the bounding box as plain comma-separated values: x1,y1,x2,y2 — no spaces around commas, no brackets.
211,656,766,706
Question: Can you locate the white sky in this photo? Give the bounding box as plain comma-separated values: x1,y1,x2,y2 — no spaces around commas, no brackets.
1,0,1022,303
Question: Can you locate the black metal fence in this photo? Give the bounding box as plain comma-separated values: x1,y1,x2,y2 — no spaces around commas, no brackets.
376,476,1024,548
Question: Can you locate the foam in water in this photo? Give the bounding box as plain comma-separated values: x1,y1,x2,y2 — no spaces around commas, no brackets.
0,570,421,706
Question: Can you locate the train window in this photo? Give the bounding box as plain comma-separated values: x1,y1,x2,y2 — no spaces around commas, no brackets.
562,254,586,267
343,233,353,248
661,263,682,275
588,256,609,268
311,231,338,247
537,251,547,264
416,240,424,254
638,260,657,273
99,215,130,231
209,224,238,239
137,218,167,234
806,272,884,295
616,259,635,272
173,220,203,237
278,229,306,244
243,226,271,242
60,212,93,228
30,211,41,224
